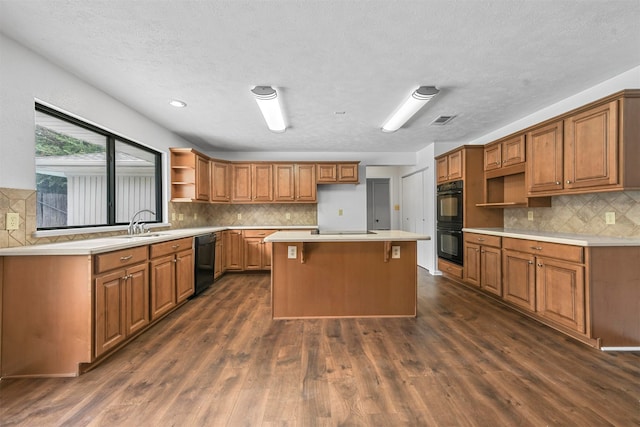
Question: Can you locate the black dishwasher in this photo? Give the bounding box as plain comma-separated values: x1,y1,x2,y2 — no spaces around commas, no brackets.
193,233,216,297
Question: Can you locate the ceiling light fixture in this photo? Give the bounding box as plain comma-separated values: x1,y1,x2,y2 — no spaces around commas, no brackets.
381,86,440,132
169,99,187,108
251,86,286,133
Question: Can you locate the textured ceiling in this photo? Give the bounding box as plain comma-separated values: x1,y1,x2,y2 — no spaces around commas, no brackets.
1,0,639,153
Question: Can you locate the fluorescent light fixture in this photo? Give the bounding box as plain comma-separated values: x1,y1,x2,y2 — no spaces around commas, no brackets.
169,99,187,108
251,86,286,133
382,86,440,132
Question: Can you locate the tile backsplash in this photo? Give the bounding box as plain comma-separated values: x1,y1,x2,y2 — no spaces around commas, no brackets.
2,186,638,249
169,202,317,228
504,191,640,238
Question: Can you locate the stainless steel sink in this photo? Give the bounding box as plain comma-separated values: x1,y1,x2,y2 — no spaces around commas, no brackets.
117,233,167,239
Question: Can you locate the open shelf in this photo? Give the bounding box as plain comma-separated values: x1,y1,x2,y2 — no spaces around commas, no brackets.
480,164,551,208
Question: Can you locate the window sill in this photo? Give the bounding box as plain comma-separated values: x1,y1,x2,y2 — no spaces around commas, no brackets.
33,223,172,239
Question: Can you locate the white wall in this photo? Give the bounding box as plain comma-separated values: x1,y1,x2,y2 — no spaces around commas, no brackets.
0,34,192,216
316,166,367,230
365,166,403,230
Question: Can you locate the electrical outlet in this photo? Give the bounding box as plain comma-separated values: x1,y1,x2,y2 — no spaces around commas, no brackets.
287,246,297,259
391,246,401,259
528,211,534,221
605,212,616,225
237,213,242,220
6,212,19,230
394,204,400,211
194,213,198,220
171,212,176,221
285,213,291,220
178,213,184,221
338,209,343,216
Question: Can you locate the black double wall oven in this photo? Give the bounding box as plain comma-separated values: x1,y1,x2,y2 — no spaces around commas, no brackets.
436,180,464,266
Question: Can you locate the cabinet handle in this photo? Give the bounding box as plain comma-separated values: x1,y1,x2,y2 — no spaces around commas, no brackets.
530,246,542,251
477,238,485,241
120,255,133,261
172,244,180,249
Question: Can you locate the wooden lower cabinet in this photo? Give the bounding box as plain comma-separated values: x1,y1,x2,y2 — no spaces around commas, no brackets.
224,230,244,270
95,262,149,358
502,249,536,311
463,233,501,296
243,230,275,270
535,256,585,333
150,247,194,320
214,232,224,279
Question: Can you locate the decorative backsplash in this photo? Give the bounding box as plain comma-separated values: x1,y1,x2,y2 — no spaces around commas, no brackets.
504,191,640,238
168,202,317,228
2,186,638,248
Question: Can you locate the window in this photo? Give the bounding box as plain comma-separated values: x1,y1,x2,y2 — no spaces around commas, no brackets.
35,104,162,230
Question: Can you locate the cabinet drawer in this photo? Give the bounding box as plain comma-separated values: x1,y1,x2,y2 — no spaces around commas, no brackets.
464,232,501,248
243,229,276,238
438,258,463,279
95,246,148,274
503,238,583,263
150,237,193,259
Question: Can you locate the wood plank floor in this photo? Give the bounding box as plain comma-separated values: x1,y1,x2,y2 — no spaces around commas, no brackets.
1,269,638,426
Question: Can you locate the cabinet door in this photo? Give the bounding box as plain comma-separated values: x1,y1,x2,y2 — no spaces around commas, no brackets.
480,246,502,296
150,255,177,320
317,164,337,182
252,163,274,202
214,238,224,279
263,240,273,269
502,135,525,167
484,142,502,171
295,164,317,201
224,230,244,270
210,161,230,202
502,250,536,311
231,163,252,202
176,249,194,303
125,263,149,336
447,151,463,180
95,270,126,357
195,155,211,201
337,164,358,183
244,237,263,270
564,100,618,190
536,257,585,333
274,164,296,202
436,157,449,183
463,242,481,287
527,121,564,193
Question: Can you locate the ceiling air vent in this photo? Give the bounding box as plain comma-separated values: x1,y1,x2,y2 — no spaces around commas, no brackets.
430,115,456,126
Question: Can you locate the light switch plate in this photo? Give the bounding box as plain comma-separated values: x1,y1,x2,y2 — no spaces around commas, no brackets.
605,212,616,224
528,211,534,221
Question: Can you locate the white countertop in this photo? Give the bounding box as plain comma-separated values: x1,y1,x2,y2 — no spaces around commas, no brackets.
463,228,640,247
0,225,317,256
264,230,431,243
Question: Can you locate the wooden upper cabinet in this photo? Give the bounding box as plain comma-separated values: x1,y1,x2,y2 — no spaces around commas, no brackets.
295,164,317,202
274,164,296,202
231,163,252,202
316,162,359,184
170,148,210,202
210,160,230,202
252,163,274,202
436,148,463,183
195,155,210,201
564,100,618,190
484,135,525,171
527,120,564,194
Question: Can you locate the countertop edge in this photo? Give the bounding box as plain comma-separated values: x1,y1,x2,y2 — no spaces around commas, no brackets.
463,228,640,247
264,230,431,243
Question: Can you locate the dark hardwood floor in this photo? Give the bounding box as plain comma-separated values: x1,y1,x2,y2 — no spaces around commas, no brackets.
1,269,638,426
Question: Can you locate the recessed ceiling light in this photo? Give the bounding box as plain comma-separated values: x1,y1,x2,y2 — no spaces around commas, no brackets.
169,99,187,108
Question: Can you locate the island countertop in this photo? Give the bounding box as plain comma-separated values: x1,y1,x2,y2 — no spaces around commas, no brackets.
264,230,431,243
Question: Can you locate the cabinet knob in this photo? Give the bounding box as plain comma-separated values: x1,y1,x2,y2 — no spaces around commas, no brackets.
555,181,561,185
481,250,485,253
537,263,543,267
566,180,572,184
495,161,500,165
502,160,506,163
528,261,534,265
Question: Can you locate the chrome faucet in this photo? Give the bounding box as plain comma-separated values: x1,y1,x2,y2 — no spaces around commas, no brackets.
128,209,156,235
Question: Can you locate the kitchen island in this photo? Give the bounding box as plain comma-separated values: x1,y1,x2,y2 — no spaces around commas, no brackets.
264,230,430,319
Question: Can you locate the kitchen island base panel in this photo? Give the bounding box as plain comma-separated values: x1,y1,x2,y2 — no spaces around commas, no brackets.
271,241,417,318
